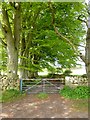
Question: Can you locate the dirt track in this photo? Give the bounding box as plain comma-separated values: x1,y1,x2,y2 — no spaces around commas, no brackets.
1,94,88,118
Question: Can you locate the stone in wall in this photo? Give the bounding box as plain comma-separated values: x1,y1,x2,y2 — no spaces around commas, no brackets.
0,75,19,91
65,76,88,88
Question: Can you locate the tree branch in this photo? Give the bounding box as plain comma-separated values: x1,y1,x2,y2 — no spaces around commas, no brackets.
78,15,88,27
14,3,21,50
2,5,13,37
74,43,85,48
48,2,86,64
0,37,7,48
48,2,78,53
23,6,43,56
79,53,86,63
9,2,15,8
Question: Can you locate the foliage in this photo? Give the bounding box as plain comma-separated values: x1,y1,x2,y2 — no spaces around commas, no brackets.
0,89,25,103
46,73,65,78
0,2,87,78
0,44,7,72
63,69,72,76
82,74,87,78
37,92,48,99
59,86,90,99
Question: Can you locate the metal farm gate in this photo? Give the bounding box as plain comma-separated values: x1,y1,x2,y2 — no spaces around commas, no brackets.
20,78,65,94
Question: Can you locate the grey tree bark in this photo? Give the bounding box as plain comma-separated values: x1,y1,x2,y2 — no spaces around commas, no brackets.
2,3,21,88
85,0,90,85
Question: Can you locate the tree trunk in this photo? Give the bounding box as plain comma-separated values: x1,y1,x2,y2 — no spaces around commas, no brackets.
86,25,90,85
7,37,18,79
2,3,21,89
85,0,90,86
19,32,29,79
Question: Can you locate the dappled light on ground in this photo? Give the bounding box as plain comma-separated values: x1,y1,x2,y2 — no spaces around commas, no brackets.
1,94,88,118
0,113,13,118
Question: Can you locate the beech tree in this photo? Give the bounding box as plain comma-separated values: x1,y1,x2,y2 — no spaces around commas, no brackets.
48,2,90,85
0,2,87,89
1,2,21,81
85,0,90,85
19,2,85,78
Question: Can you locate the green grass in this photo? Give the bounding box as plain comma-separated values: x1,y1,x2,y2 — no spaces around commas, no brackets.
59,86,90,99
0,89,26,103
73,99,88,110
37,92,48,99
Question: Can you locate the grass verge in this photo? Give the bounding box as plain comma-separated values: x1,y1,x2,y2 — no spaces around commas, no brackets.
72,99,88,111
59,85,90,99
36,92,48,99
0,89,26,103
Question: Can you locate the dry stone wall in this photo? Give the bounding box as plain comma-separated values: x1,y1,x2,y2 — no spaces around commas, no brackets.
0,74,88,91
0,75,19,91
65,76,88,87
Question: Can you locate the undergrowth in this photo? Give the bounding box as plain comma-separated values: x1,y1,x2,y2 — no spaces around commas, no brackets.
37,92,48,99
59,86,90,99
0,89,26,103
